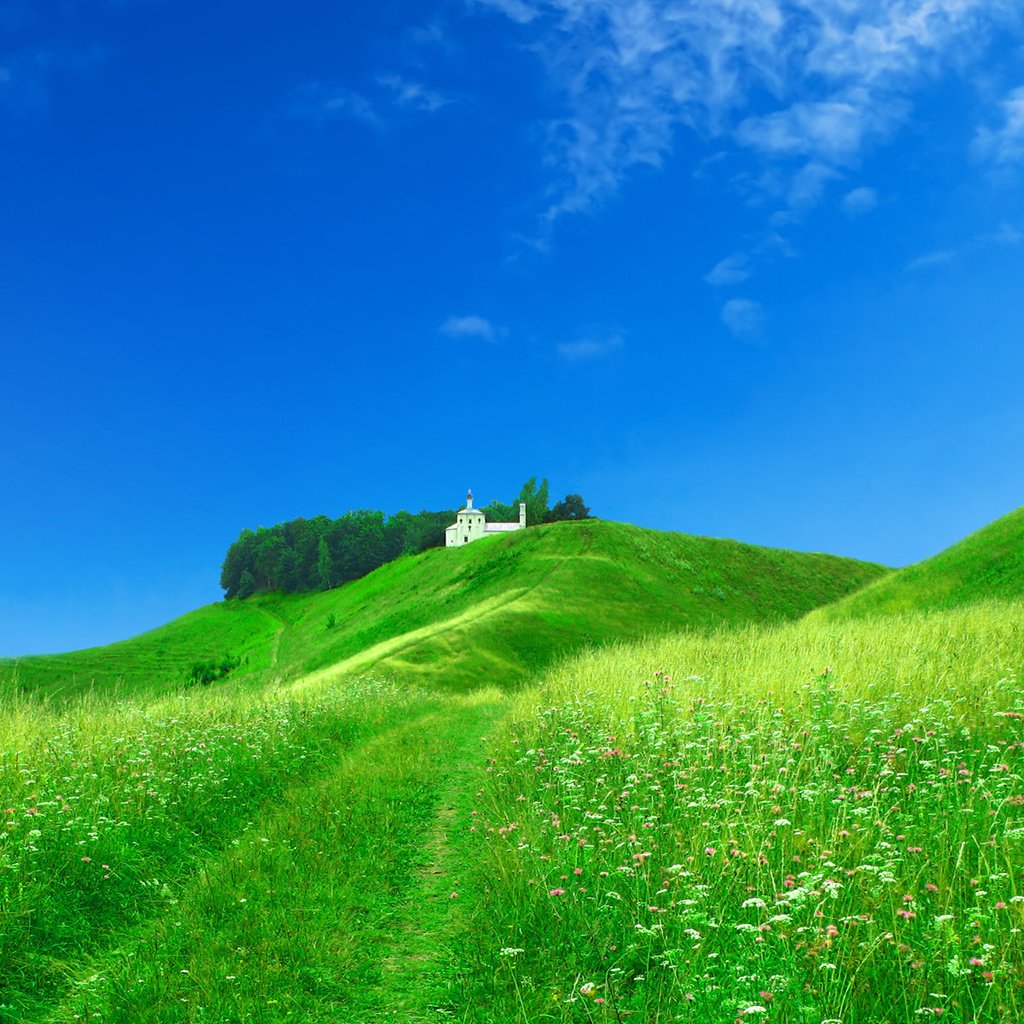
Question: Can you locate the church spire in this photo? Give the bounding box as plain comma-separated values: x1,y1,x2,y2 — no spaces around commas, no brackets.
466,488,473,510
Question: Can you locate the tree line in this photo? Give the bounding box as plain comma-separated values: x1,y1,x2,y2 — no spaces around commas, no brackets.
220,478,591,599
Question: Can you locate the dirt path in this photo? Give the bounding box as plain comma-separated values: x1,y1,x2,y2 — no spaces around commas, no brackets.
351,696,506,1023
43,689,508,1024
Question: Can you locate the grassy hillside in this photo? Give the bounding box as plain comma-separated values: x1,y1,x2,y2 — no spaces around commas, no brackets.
9,516,1024,1023
0,601,281,699
2,520,889,698
818,503,1024,620
5,594,1022,1021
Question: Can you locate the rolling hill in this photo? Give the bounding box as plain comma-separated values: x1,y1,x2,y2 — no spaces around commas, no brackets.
2,520,890,698
816,503,1024,620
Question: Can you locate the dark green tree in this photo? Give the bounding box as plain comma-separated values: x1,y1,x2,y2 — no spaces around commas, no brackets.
547,494,593,522
220,529,256,598
481,498,517,523
518,477,550,528
236,569,258,599
316,536,332,590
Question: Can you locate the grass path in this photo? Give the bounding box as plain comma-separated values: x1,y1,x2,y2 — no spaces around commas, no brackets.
259,605,289,680
288,591,531,691
288,539,593,693
360,699,505,1022
45,689,507,1024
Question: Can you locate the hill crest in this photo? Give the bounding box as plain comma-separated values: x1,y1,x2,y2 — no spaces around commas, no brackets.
816,504,1024,620
3,519,890,698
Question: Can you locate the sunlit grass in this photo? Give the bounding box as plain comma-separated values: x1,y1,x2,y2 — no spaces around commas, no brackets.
5,570,1023,1022
465,602,1024,1022
0,678,442,1018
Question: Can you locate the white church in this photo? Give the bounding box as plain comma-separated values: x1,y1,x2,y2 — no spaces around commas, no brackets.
445,489,527,547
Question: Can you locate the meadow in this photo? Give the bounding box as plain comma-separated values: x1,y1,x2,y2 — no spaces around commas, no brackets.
1,515,1022,1022
464,603,1024,1022
0,678,452,1020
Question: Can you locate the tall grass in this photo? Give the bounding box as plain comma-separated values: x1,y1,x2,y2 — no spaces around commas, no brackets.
465,602,1024,1022
42,691,507,1024
0,679,440,1018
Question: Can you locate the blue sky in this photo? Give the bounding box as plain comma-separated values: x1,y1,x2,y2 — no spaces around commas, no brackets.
2,0,1023,655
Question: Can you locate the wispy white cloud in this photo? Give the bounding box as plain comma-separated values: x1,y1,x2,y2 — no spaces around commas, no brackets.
557,332,624,362
704,233,793,288
721,299,765,337
324,89,382,126
290,73,454,130
292,84,383,128
408,21,448,48
974,85,1024,168
471,0,1017,227
471,0,540,24
376,73,453,113
978,221,1023,245
704,252,751,286
440,314,501,341
736,95,892,165
841,185,879,216
905,248,957,271
785,159,842,210
902,223,1020,271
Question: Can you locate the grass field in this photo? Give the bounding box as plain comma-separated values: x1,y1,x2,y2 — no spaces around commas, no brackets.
2,520,889,699
465,602,1024,1022
2,512,1022,1022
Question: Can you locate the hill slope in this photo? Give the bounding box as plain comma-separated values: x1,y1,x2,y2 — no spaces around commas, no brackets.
817,504,1024,621
3,520,890,697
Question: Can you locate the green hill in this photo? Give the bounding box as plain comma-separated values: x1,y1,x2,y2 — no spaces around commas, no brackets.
817,503,1024,620
2,520,890,698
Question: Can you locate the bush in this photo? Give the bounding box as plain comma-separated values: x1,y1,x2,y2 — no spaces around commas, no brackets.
186,655,241,687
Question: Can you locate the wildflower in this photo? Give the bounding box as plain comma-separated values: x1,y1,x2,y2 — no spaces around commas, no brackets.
549,888,565,896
